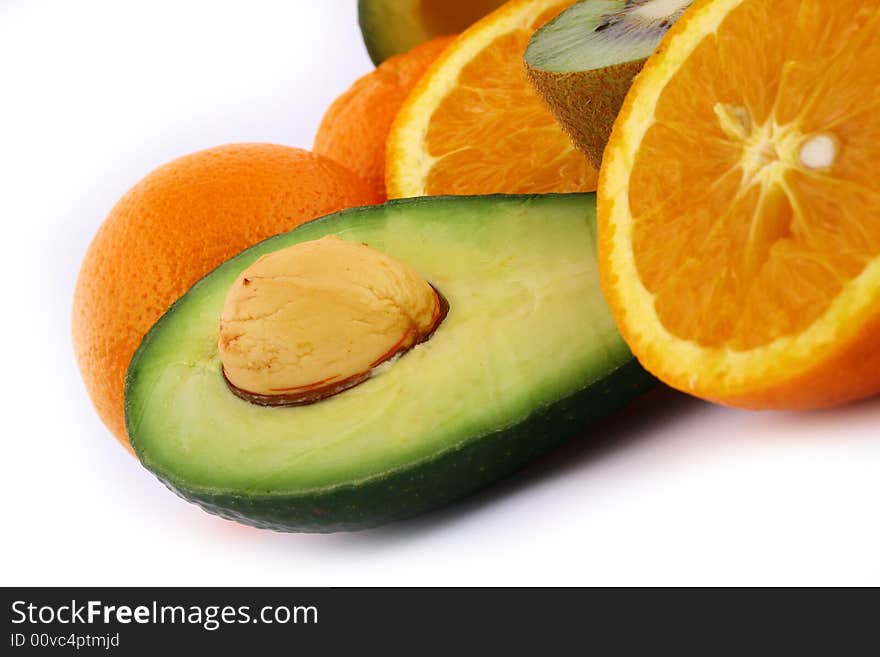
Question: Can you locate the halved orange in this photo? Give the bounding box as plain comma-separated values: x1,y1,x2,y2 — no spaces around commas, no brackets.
599,0,880,409
386,0,597,198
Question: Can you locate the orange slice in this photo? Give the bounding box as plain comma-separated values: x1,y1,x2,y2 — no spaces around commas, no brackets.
599,0,880,409
386,0,597,198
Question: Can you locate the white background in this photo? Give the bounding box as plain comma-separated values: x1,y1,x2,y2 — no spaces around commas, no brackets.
2,0,878,586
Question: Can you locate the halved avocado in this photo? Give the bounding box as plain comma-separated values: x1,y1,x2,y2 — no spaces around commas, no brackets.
358,0,505,64
125,194,653,532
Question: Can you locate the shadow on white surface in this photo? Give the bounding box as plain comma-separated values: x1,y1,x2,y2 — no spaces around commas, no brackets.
340,385,697,544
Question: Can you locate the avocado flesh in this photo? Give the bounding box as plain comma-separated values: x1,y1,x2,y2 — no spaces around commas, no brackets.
358,0,505,64
126,194,653,532
525,0,691,167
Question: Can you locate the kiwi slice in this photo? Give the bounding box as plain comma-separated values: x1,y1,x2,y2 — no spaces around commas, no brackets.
525,0,692,168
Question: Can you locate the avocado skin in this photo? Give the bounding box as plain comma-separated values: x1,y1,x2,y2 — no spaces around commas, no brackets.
358,0,506,65
139,359,653,533
358,0,427,65
357,0,396,65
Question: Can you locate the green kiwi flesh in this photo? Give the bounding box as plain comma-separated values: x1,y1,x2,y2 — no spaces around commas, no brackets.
525,0,692,168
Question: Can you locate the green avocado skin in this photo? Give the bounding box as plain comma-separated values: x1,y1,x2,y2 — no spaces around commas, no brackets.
358,0,507,65
358,0,420,65
143,360,653,533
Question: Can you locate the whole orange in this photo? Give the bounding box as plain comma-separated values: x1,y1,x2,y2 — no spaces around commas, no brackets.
314,35,455,200
73,143,380,449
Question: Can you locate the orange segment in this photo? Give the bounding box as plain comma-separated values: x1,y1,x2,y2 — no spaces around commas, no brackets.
599,0,880,409
386,0,596,198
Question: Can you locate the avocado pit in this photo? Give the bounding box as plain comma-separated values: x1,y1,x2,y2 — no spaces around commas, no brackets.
218,235,447,406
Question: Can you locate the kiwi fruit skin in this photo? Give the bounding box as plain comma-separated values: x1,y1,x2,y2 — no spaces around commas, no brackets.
525,0,690,168
526,57,645,169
